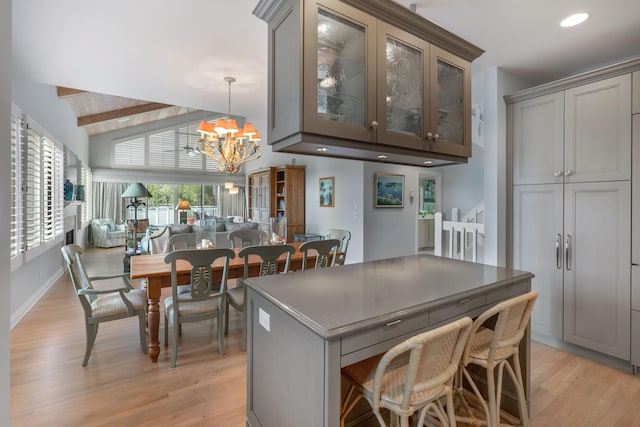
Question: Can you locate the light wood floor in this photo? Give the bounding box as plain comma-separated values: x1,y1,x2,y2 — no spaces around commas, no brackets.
10,247,640,426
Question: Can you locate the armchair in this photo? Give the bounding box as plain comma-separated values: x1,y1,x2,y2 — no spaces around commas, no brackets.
90,219,126,248
61,244,147,366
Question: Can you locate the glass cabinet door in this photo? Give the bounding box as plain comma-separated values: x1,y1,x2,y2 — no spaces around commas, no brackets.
378,23,429,151
429,46,471,157
304,1,376,141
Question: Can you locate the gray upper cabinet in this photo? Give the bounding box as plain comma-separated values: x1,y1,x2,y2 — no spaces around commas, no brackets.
564,75,631,183
512,74,631,185
511,92,565,185
633,71,639,115
254,0,483,168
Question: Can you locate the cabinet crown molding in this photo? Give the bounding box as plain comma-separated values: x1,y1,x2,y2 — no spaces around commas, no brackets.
505,56,640,104
253,0,484,62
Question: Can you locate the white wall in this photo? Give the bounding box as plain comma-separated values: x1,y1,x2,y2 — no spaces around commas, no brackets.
362,162,424,261
11,78,88,164
301,157,364,264
10,75,89,327
481,67,531,266
1,0,11,421
439,143,485,216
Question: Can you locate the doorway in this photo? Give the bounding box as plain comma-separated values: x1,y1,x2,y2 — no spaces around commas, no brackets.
416,171,442,254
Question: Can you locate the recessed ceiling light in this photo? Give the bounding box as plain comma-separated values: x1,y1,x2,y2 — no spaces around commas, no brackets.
424,160,433,165
377,154,388,159
560,13,589,28
317,147,328,152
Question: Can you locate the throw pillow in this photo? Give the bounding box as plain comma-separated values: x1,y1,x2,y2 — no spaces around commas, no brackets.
225,222,259,232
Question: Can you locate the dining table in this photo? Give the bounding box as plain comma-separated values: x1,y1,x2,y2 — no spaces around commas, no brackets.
129,241,324,362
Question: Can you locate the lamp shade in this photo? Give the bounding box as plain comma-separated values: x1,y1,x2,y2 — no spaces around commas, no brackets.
122,183,151,198
224,182,234,189
175,200,191,210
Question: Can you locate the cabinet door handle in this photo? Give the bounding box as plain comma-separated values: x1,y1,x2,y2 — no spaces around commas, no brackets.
370,120,378,129
433,133,440,141
426,132,433,141
458,298,471,304
565,234,571,271
386,319,402,327
564,170,573,176
555,233,562,269
554,171,564,177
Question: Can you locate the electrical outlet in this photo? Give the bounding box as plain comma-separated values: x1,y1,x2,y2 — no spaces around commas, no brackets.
258,308,270,332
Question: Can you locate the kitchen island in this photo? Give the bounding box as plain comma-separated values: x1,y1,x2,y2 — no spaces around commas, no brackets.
245,254,533,427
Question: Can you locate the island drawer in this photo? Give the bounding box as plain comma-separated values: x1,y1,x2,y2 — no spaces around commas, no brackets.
486,281,529,304
428,293,486,324
340,310,430,357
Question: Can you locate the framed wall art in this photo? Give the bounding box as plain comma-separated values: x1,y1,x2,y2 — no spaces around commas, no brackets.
375,173,404,208
319,176,334,207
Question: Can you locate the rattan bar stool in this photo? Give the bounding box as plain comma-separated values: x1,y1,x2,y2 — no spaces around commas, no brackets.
454,291,538,427
340,317,472,427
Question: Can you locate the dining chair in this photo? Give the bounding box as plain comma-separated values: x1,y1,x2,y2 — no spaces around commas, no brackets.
228,229,268,249
163,248,235,367
455,291,538,427
324,228,351,265
61,244,147,366
341,317,473,427
167,233,198,251
226,244,296,351
299,238,341,270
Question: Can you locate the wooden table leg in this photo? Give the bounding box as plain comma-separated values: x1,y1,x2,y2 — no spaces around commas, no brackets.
146,277,161,363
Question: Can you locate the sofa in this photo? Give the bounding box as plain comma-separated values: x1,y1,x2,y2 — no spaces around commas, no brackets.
144,221,260,254
90,218,126,248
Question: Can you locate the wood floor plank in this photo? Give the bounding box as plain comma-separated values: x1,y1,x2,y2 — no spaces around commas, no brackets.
10,247,640,426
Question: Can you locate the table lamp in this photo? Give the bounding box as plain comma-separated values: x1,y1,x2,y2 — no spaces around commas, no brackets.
122,183,151,251
175,199,192,224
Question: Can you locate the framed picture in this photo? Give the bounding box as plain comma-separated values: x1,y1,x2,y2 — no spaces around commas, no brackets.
319,176,334,207
375,173,404,208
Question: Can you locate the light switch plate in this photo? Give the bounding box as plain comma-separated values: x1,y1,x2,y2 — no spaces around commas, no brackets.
258,308,270,332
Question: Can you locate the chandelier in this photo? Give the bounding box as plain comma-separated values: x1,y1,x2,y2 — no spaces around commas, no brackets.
197,76,262,174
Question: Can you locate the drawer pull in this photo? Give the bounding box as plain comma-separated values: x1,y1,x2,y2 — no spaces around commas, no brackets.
458,298,471,304
386,319,402,327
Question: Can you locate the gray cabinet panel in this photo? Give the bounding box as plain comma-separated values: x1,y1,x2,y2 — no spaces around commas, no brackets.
248,293,326,427
512,184,564,338
633,115,640,264
511,92,564,185
563,181,631,360
632,310,640,367
564,74,631,183
633,71,640,115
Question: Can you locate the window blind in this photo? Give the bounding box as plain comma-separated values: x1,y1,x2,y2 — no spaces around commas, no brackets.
10,112,23,257
81,164,93,225
147,129,176,169
114,137,145,167
25,125,42,250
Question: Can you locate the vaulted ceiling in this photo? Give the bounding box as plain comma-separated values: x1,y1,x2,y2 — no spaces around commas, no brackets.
13,0,640,137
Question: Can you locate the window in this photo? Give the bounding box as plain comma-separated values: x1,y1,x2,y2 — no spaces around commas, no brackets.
144,184,224,225
11,105,66,269
112,119,226,173
81,164,93,225
10,110,23,258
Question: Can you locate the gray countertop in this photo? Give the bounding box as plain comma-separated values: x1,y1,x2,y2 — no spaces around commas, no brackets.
246,254,533,339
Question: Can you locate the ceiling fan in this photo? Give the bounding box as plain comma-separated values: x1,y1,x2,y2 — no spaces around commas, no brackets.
165,108,203,157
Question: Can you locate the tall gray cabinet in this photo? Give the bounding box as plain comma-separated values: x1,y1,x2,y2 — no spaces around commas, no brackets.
508,63,636,362
631,71,640,370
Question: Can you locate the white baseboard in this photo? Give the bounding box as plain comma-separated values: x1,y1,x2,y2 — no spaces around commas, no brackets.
10,268,64,330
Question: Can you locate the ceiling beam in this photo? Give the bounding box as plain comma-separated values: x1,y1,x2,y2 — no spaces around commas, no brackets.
77,102,172,127
56,86,87,98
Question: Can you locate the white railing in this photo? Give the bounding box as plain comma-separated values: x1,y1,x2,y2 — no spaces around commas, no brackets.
434,210,484,262
140,206,220,226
